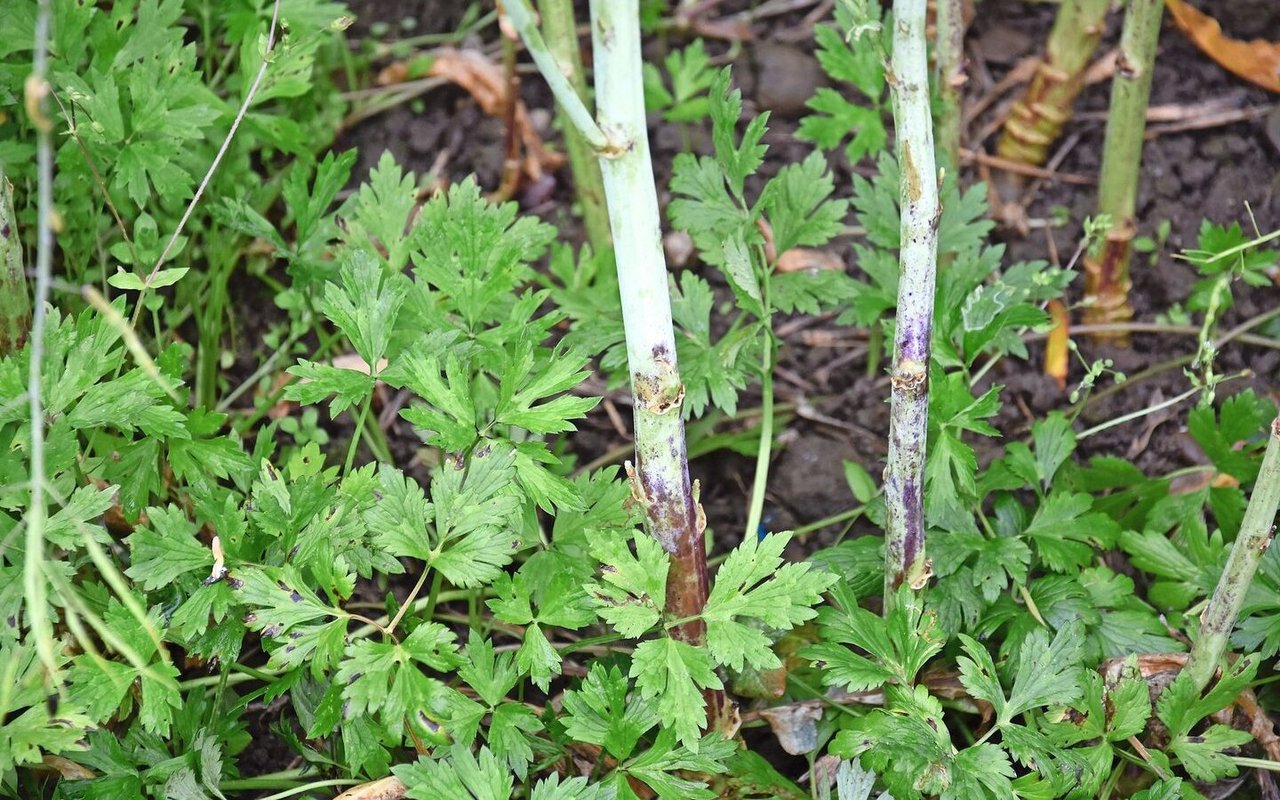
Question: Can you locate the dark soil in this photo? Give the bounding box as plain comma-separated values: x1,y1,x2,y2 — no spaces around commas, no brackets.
334,0,1280,550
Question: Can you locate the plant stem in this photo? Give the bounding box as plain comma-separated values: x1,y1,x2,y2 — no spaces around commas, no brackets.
743,335,774,542
503,0,611,152
510,0,720,728
997,0,1110,168
588,0,709,650
1182,416,1280,694
1083,0,1162,333
25,0,57,683
883,0,941,611
744,260,775,543
539,0,613,257
933,0,967,172
0,173,31,355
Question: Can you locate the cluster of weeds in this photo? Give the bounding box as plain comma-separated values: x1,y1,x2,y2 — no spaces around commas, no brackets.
0,1,1278,800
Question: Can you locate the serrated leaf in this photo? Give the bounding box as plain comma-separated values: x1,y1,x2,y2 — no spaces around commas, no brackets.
630,638,723,749
702,533,836,670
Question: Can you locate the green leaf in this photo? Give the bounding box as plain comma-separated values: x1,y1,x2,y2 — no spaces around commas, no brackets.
387,333,479,452
762,151,849,254
1187,390,1275,483
125,505,212,590
587,533,669,637
285,360,376,414
317,248,407,369
1022,492,1113,572
708,68,769,199
562,663,659,761
1157,654,1258,738
459,632,522,708
702,533,836,670
342,151,420,270
808,583,944,687
530,774,614,800
412,178,557,329
842,460,877,504
1170,724,1252,782
797,90,886,166
630,638,723,750
625,731,736,799
1004,621,1086,723
429,443,523,587
363,464,434,562
488,703,541,779
395,745,512,800
494,341,598,434
957,634,1008,723
335,623,464,739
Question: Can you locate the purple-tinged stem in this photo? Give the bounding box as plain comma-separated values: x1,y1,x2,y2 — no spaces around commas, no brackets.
884,0,940,613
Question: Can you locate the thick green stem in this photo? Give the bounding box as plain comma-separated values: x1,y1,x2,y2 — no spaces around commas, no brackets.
0,175,31,355
1183,417,1280,694
538,0,613,258
997,0,1110,169
884,0,940,612
588,0,708,648
510,0,716,723
933,0,966,172
1083,0,1161,332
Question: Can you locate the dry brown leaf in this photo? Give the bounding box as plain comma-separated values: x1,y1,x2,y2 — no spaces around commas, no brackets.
1043,299,1069,390
333,776,408,800
40,755,95,781
423,49,564,182
758,705,822,755
1166,0,1280,94
775,248,845,274
330,353,389,376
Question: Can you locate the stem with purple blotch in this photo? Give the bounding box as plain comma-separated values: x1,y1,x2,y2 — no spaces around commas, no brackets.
505,0,715,700
884,0,940,613
1182,417,1280,694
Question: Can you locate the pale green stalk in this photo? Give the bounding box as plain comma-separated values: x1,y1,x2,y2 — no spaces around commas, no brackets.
883,0,940,611
588,0,709,646
506,0,709,652
502,1,611,152
1083,0,1162,330
0,174,31,355
933,0,966,171
1183,417,1280,694
538,0,613,257
25,0,57,682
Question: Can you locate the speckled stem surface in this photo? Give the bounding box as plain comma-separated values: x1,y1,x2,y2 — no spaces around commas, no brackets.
884,0,940,611
1184,417,1280,694
589,0,709,646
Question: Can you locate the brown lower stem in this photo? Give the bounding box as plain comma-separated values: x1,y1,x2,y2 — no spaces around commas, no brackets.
1082,222,1136,335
